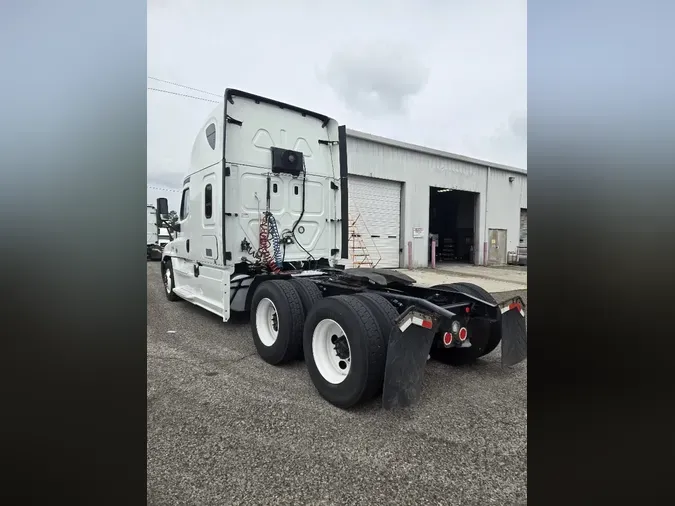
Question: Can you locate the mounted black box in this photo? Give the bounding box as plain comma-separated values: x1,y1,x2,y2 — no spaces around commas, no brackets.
271,147,304,176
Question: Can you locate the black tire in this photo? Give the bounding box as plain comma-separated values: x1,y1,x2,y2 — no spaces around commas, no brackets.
353,292,398,351
303,295,387,408
162,259,180,302
288,278,323,315
250,280,305,365
430,282,502,364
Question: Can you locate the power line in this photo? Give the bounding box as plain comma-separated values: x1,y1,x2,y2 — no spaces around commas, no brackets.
147,185,182,193
148,87,220,104
148,76,221,98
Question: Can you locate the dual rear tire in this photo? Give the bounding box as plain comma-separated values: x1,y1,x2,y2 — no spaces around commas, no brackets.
303,295,389,408
250,280,395,408
250,280,306,365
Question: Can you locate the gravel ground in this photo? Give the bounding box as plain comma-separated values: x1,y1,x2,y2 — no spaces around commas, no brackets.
147,263,527,505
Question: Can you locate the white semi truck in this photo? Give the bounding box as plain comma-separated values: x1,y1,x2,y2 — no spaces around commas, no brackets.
156,89,527,409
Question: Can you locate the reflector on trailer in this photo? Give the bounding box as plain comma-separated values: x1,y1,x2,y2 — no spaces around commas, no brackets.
399,315,435,332
410,316,433,329
500,302,525,317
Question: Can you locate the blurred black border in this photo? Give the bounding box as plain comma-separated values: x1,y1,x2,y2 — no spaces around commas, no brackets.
1,1,147,504
2,1,675,505
528,0,675,503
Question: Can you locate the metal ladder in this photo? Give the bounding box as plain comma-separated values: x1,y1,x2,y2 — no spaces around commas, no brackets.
349,214,381,268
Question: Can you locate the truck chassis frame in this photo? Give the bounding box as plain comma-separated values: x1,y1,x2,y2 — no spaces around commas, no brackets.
161,260,527,410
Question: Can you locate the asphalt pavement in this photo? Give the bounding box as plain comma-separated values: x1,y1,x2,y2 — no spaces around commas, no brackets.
147,262,527,505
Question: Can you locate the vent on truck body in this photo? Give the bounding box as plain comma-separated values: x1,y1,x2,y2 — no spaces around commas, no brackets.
271,147,304,177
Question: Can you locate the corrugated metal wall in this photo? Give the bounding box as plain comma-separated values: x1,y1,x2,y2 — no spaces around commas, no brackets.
346,133,526,268
485,170,527,254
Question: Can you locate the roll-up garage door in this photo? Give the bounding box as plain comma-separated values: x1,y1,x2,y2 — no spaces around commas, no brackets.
519,209,528,246
348,175,402,268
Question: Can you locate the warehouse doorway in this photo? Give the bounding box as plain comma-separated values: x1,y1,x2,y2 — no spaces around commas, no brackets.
428,187,478,265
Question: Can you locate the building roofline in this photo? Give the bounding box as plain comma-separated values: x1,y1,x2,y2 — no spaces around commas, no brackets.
345,128,527,176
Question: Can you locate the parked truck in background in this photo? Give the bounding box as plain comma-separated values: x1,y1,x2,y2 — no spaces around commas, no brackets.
148,205,173,261
158,227,172,248
147,204,162,261
156,88,527,409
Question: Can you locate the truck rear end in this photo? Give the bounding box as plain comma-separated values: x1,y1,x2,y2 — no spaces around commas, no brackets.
222,90,343,271
157,89,527,411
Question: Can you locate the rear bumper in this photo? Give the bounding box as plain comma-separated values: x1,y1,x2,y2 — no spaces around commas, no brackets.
380,294,527,409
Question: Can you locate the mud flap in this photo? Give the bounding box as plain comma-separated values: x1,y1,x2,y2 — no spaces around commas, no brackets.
499,298,527,367
382,310,438,410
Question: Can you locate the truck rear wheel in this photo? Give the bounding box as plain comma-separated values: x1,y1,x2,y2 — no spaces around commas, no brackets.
303,295,386,408
353,292,398,351
288,278,323,315
162,259,180,302
431,282,502,365
250,280,305,365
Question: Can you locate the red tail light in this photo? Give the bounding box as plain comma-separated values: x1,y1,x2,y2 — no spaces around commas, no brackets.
458,327,468,341
442,332,453,346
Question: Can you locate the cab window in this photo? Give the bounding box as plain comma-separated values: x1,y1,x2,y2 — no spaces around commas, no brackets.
204,184,212,218
180,188,190,219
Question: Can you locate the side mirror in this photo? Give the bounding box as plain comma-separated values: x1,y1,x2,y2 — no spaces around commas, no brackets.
156,197,169,222
171,222,181,233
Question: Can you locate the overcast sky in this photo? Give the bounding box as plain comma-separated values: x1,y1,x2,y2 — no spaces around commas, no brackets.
148,0,526,211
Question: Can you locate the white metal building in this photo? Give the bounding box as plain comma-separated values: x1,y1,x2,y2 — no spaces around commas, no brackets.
344,129,527,269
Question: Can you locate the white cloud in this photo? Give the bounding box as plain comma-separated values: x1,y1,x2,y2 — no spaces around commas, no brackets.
319,40,431,116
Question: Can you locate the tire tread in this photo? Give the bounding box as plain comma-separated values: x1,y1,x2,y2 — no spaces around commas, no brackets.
354,292,398,351
289,278,323,314
303,294,387,408
251,280,305,364
333,295,386,404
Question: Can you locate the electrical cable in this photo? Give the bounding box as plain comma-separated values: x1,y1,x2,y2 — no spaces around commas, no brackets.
258,212,280,273
147,185,182,193
290,160,307,238
286,159,316,268
268,214,283,266
256,176,280,273
147,77,222,97
147,87,220,104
